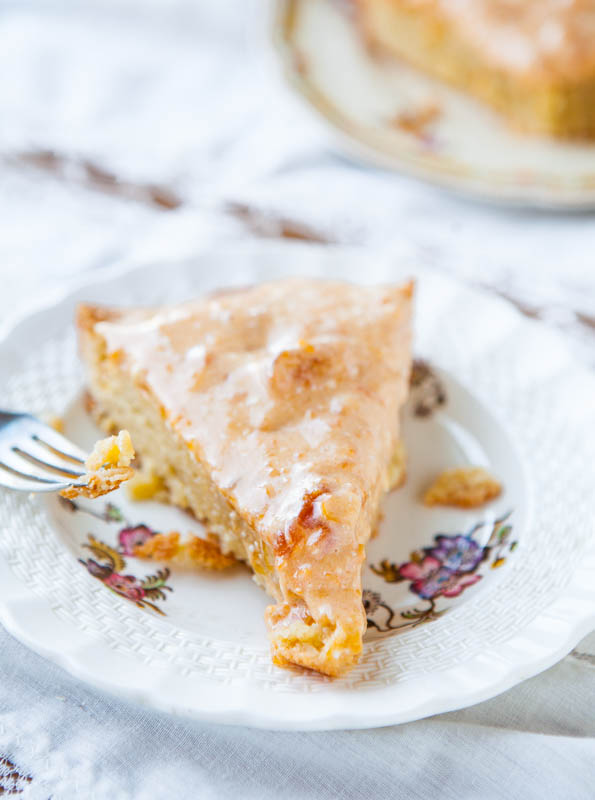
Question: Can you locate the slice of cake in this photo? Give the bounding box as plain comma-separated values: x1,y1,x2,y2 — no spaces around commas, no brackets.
77,278,413,676
355,0,595,139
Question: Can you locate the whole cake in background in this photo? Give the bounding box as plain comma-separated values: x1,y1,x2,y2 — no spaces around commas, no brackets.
77,278,413,676
355,0,595,139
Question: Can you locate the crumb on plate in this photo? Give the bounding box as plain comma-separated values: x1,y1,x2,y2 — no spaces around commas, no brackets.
423,466,502,508
134,531,237,570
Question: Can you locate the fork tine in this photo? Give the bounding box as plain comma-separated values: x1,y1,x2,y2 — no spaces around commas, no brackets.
1,447,83,482
12,441,85,478
0,411,91,494
27,419,87,464
0,462,74,493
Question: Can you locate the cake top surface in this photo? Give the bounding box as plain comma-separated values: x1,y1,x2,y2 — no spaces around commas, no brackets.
92,278,413,547
412,0,595,79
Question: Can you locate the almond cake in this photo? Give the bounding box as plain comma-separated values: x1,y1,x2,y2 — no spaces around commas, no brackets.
76,278,413,676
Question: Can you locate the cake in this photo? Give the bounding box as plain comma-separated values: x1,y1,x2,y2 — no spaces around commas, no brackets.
77,278,413,676
355,0,595,139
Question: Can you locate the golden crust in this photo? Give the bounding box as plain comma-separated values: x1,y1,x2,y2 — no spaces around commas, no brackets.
423,466,502,508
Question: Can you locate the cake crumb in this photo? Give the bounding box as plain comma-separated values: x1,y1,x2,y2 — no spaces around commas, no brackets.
134,531,237,570
423,466,502,508
60,430,135,500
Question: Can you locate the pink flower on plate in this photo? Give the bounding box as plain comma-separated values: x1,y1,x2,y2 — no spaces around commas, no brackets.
104,573,146,602
118,525,155,556
400,556,482,600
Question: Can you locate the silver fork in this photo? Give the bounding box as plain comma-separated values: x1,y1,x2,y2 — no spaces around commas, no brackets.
0,411,89,493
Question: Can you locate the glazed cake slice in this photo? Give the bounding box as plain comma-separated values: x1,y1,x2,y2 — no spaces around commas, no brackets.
77,278,413,676
356,0,595,139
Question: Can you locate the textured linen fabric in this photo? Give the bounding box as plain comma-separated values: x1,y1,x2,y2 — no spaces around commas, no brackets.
0,2,594,798
2,627,594,799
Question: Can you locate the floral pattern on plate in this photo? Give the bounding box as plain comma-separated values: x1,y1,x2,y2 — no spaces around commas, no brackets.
61,497,173,615
366,512,516,633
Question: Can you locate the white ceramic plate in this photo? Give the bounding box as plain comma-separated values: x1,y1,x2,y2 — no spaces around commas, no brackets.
1,242,594,730
272,0,595,209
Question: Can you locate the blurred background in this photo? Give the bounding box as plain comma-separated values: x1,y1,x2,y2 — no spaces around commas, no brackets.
0,0,593,368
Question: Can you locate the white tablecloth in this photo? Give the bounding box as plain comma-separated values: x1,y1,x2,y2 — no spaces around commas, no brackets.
1,2,594,797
